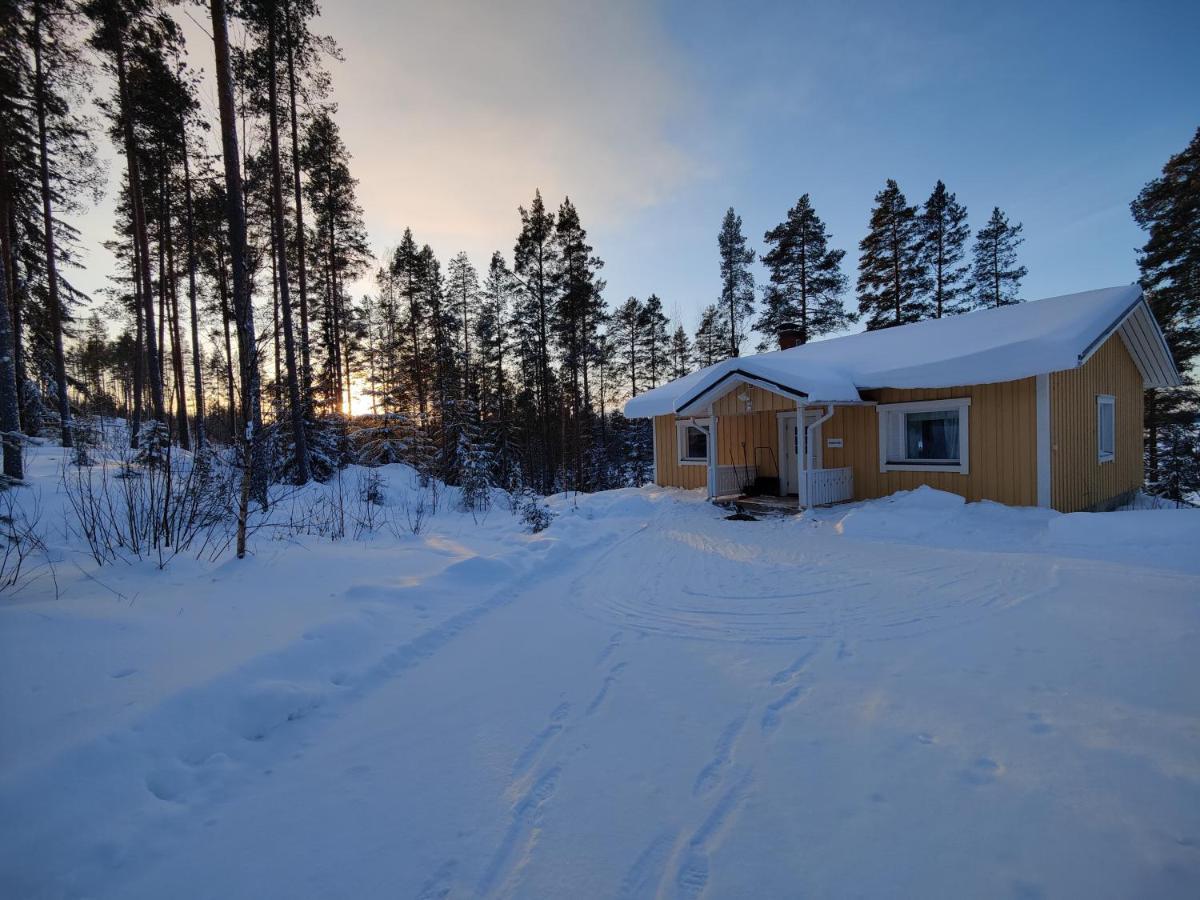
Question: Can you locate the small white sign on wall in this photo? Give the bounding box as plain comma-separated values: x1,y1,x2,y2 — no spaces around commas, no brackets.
826,437,844,448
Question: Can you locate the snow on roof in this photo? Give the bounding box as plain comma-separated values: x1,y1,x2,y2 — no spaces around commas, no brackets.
625,285,1165,418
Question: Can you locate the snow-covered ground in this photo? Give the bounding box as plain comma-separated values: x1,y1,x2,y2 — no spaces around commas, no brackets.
2,447,1199,899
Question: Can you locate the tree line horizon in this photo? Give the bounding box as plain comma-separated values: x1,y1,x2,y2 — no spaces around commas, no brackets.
1,0,1195,510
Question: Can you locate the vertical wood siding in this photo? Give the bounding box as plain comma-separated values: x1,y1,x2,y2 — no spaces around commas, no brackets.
653,414,707,489
715,411,786,476
711,384,796,416
819,379,1039,507
1050,334,1143,512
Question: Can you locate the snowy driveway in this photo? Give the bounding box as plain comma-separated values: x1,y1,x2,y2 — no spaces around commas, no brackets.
2,487,1199,898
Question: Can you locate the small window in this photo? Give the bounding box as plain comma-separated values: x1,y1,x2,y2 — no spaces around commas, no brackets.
676,419,709,465
878,399,970,474
1097,395,1115,462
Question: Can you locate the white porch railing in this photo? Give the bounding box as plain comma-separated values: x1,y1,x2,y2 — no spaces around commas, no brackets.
715,464,757,497
804,467,854,506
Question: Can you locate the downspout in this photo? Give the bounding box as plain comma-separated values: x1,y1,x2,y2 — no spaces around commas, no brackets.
803,404,835,506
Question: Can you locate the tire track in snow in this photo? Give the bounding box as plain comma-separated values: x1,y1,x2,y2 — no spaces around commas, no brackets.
0,521,653,899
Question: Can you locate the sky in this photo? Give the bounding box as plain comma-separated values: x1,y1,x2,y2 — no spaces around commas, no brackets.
72,0,1199,338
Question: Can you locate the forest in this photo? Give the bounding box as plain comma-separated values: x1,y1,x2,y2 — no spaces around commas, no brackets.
1,0,1197,554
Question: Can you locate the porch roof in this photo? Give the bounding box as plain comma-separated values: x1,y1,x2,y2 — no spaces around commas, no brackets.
624,285,1179,418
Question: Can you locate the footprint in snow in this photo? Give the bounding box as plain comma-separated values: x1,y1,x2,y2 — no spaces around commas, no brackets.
962,757,1005,785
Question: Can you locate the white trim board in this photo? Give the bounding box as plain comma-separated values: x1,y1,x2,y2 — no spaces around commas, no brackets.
877,397,971,475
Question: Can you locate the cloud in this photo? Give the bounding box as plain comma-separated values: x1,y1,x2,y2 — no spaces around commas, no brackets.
326,0,707,261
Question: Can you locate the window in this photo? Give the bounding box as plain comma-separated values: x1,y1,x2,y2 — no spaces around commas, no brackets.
676,419,710,465
877,398,970,474
1097,395,1115,463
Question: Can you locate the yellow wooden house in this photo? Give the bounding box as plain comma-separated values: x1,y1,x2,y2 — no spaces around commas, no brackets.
625,286,1180,513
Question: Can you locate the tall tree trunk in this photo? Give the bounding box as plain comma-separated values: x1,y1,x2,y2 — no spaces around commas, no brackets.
115,39,166,426
130,239,144,448
180,119,206,451
211,0,265,557
0,148,26,434
284,0,311,391
162,171,191,450
32,0,72,447
216,240,237,439
0,248,23,480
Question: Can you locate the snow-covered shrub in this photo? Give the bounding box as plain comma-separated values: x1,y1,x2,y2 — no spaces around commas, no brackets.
456,426,493,514
352,468,386,537
516,489,554,534
352,413,421,467
69,417,101,467
392,475,439,536
133,420,170,468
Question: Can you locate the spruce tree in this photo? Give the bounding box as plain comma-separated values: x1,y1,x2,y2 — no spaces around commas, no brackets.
970,206,1027,308
1131,127,1200,493
857,179,928,329
918,181,971,317
757,194,851,349
717,207,755,357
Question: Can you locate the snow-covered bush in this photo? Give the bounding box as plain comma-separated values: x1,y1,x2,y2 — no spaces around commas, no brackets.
516,489,554,534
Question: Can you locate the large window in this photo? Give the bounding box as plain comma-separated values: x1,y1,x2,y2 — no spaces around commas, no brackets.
878,398,970,474
1097,395,1115,463
676,419,710,465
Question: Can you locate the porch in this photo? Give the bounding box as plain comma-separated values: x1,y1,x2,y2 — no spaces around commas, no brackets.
700,383,855,509
713,463,855,509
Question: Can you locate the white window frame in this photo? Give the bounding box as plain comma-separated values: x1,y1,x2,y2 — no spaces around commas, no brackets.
1097,394,1115,463
877,398,970,475
676,417,711,466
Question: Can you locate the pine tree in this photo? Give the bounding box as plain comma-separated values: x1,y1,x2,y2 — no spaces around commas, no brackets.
210,0,266,554
446,251,479,399
717,207,755,356
87,0,169,434
301,106,368,417
1131,127,1200,492
757,194,851,348
609,296,644,397
0,248,22,481
970,206,1027,308
692,303,726,369
476,251,512,417
918,181,971,317
242,0,310,483
669,324,691,380
857,179,928,329
640,294,669,388
512,190,558,491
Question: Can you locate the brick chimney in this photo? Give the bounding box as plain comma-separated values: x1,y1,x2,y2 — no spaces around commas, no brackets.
777,322,803,351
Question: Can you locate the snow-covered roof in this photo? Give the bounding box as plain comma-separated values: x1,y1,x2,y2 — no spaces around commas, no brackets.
624,285,1180,418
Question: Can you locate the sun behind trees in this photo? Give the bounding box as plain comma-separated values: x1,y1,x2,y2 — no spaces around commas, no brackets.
0,0,1194,513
